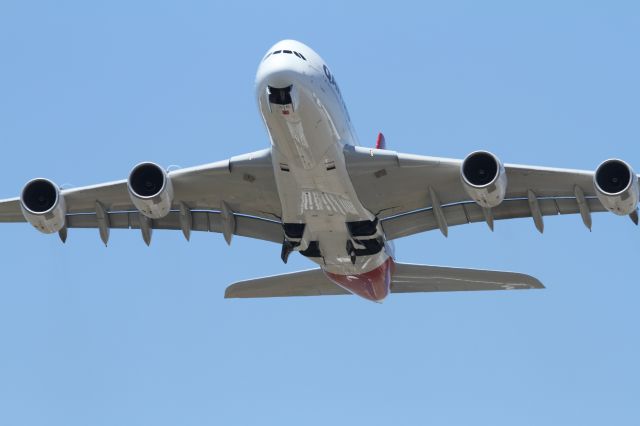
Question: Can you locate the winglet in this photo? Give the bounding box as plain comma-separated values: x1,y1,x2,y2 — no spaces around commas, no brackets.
375,132,386,150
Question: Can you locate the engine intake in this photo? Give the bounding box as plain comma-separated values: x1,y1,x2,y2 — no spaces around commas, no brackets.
20,178,67,234
461,151,507,208
594,159,639,215
127,162,174,219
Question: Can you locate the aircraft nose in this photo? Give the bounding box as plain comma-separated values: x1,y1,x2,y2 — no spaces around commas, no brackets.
256,50,308,91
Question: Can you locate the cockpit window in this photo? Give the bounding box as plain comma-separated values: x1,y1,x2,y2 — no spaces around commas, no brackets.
263,49,307,62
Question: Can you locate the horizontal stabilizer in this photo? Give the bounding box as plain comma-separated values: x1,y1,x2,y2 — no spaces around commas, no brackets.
224,263,543,299
224,269,349,298
391,263,544,293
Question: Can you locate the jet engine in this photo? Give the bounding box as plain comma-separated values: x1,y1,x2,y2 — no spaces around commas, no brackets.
460,151,507,208
127,162,174,219
593,159,639,216
20,178,67,234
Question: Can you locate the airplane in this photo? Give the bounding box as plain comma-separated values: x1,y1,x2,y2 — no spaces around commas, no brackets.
0,39,638,302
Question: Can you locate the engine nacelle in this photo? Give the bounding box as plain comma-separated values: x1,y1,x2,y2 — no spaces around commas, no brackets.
594,159,639,216
20,178,67,234
127,162,174,219
460,151,507,208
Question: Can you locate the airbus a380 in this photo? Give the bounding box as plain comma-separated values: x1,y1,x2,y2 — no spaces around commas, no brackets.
1,40,637,302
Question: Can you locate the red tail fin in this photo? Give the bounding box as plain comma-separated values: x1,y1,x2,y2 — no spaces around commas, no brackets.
375,132,386,149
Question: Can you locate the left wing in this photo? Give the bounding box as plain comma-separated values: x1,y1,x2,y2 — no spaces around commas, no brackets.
344,146,637,239
0,149,284,244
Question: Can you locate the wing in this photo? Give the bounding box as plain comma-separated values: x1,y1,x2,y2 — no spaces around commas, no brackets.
0,149,284,244
344,145,636,239
224,262,542,299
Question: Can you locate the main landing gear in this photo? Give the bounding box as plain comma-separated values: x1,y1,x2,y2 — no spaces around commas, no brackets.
281,239,298,264
346,240,357,265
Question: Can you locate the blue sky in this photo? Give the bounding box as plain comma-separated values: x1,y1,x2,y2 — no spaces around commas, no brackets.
1,1,639,425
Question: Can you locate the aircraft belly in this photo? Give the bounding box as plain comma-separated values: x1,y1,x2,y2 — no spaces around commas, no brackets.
261,83,384,275
263,87,372,224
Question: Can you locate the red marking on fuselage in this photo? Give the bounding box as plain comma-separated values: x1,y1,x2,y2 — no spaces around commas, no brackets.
324,258,395,302
375,132,386,150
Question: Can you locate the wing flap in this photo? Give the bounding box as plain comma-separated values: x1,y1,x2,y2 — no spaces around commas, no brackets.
382,197,606,240
66,210,284,243
391,262,544,293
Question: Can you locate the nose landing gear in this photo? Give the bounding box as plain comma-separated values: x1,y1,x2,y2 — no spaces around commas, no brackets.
267,85,293,105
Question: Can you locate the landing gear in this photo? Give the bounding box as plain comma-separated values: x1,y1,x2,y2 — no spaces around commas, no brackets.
281,223,305,264
346,240,357,265
281,240,296,264
267,85,293,105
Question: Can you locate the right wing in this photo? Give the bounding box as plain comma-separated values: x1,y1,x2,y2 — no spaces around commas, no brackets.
0,148,284,244
344,146,636,239
224,263,543,299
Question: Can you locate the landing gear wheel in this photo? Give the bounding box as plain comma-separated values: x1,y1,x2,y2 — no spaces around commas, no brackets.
281,240,295,264
346,240,357,265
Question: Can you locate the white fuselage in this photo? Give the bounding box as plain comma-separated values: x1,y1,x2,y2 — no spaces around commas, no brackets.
254,40,392,287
